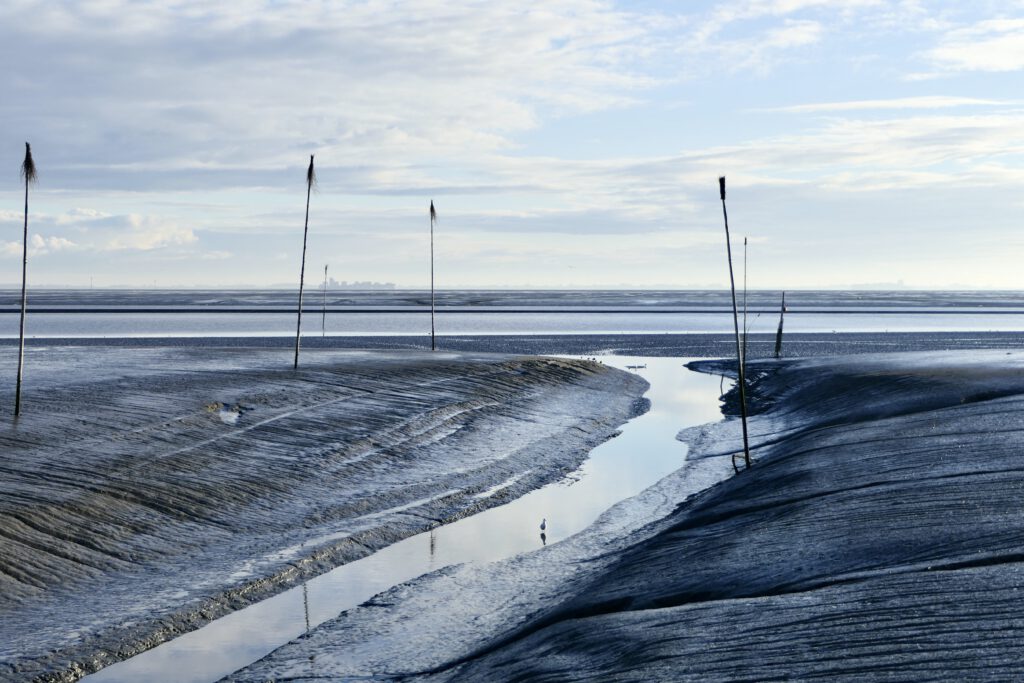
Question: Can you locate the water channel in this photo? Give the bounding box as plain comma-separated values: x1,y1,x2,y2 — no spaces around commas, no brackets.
85,356,726,682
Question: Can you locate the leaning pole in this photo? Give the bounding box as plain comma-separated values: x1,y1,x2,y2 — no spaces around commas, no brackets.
719,176,751,469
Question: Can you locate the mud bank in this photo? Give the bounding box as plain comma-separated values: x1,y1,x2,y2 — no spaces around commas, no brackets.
221,358,732,682
0,348,646,682
403,350,1024,681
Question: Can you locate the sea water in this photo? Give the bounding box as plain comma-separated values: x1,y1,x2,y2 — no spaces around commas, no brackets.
4,289,1024,337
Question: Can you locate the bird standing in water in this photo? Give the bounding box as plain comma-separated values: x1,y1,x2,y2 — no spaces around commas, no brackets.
540,518,547,531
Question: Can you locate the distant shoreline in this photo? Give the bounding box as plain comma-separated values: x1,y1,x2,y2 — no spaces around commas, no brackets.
7,307,1024,314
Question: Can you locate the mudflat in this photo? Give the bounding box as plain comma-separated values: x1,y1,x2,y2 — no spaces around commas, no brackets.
0,347,646,682
412,350,1024,681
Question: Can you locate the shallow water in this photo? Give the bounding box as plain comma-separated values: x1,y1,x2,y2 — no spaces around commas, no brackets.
84,356,725,683
6,309,1024,338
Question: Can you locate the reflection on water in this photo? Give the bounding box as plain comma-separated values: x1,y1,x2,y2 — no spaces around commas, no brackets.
85,357,725,683
5,310,1024,339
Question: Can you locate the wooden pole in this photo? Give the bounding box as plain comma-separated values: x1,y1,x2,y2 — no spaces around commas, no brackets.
742,236,748,370
719,176,751,469
15,142,36,418
774,291,786,359
15,167,29,417
294,155,314,370
322,264,328,337
430,200,436,351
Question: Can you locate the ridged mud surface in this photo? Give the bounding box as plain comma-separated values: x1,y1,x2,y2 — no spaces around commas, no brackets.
416,351,1024,681
0,347,646,682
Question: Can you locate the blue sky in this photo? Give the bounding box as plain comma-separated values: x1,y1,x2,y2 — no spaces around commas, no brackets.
3,0,1024,288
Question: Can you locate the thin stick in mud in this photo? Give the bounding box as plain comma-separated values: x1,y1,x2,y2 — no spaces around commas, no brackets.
718,176,751,470
775,291,786,359
293,155,316,370
430,200,437,351
322,264,328,337
15,143,37,417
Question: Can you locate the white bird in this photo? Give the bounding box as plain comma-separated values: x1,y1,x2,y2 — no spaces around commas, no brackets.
540,518,547,531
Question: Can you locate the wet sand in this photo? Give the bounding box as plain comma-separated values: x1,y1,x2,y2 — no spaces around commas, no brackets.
0,347,645,682
8,336,1024,681
7,330,1024,358
406,350,1024,681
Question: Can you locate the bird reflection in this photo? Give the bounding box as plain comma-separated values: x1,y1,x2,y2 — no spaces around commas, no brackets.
429,528,436,559
540,532,547,546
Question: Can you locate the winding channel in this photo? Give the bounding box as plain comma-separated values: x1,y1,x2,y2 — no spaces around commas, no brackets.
85,356,725,683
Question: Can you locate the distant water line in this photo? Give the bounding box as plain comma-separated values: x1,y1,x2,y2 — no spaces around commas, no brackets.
4,310,1024,339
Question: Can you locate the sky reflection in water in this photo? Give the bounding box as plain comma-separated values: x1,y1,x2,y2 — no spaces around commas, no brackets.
86,356,724,683
6,310,1024,339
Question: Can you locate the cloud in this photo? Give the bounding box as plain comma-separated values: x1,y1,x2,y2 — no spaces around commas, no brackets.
677,1,962,78
680,17,826,75
692,0,884,42
4,1,1024,288
0,234,76,258
0,0,667,191
755,96,1014,113
56,207,111,223
0,209,197,256
103,214,197,251
406,108,1024,237
763,18,824,48
31,234,76,253
197,250,232,260
926,18,1024,72
686,111,1024,190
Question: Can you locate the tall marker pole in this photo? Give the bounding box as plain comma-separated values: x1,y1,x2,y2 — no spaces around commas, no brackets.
15,143,37,417
293,155,315,370
774,291,786,358
322,264,328,337
719,176,751,469
430,200,436,351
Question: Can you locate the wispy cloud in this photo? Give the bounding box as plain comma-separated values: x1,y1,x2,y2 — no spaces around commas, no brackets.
30,234,76,254
925,18,1024,72
0,234,76,258
4,1,1024,287
0,0,667,189
0,209,196,256
103,214,197,251
682,112,1024,189
754,96,1015,113
691,0,884,43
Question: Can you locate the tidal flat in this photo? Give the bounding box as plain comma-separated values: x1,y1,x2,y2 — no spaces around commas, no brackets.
0,347,645,681
384,350,1024,681
5,339,1024,682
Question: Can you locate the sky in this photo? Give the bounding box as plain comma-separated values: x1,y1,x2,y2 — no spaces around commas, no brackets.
3,0,1024,289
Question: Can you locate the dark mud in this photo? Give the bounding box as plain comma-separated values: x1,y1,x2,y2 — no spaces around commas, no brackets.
412,351,1024,681
0,348,646,682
